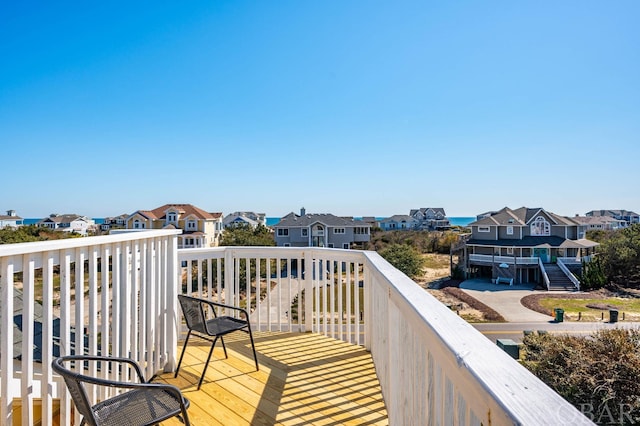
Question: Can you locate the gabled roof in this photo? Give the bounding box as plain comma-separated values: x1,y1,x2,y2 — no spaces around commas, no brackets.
130,204,220,221
275,212,370,228
38,214,88,224
469,207,577,227
410,207,447,216
380,215,417,223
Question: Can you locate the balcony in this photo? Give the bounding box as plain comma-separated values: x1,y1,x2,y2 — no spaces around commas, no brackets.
0,230,592,425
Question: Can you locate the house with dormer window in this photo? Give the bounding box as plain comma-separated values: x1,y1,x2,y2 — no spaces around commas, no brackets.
274,208,371,249
459,207,598,290
126,203,223,248
37,214,95,236
379,215,420,231
223,211,267,229
409,208,451,230
0,210,22,229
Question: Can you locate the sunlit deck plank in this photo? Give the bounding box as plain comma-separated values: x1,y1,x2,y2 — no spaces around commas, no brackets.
156,331,388,425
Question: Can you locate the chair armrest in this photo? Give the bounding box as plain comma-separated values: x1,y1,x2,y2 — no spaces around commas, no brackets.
199,298,251,321
56,355,147,383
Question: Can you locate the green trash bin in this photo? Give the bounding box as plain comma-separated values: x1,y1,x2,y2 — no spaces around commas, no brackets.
554,308,564,323
610,309,619,323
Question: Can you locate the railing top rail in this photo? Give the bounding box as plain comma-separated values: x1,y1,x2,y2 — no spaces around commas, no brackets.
362,250,590,424
0,229,182,256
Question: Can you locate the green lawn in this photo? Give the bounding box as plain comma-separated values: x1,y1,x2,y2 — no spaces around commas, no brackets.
538,297,640,321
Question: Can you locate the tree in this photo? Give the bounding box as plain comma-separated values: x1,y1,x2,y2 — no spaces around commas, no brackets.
379,243,426,278
219,224,275,247
595,224,640,288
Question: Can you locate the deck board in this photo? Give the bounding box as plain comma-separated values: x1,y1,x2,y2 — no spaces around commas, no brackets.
156,332,388,425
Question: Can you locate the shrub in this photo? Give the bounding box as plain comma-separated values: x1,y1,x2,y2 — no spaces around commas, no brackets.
522,329,640,424
379,243,426,278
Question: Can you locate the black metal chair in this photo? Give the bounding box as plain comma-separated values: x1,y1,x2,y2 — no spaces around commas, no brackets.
175,294,259,389
52,354,190,426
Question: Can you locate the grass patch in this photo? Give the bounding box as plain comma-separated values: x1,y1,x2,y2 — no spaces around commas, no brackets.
421,253,450,269
537,296,640,321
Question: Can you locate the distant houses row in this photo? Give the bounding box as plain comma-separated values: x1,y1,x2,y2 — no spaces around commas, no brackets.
1,206,639,253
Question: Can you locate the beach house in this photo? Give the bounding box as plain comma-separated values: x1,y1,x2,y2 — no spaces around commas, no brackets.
126,203,223,248
459,206,598,290
274,208,371,249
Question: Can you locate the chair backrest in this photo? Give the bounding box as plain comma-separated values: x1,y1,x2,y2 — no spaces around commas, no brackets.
52,357,98,426
178,295,211,331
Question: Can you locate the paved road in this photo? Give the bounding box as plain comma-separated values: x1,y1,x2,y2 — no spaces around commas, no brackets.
459,278,555,322
457,278,640,343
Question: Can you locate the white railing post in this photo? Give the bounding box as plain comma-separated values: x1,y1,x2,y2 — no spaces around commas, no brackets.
21,254,35,426
0,257,14,425
164,233,179,372
303,250,314,333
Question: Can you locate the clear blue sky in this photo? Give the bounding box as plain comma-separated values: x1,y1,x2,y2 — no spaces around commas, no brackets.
2,1,638,219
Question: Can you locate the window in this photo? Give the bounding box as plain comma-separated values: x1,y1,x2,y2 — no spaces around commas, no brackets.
531,216,550,236
284,243,290,247
277,228,289,236
186,220,197,230
506,226,514,235
507,247,514,255
301,228,308,237
343,243,349,249
334,228,345,234
478,226,490,232
328,243,334,248
355,227,368,235
133,219,145,229
167,212,177,223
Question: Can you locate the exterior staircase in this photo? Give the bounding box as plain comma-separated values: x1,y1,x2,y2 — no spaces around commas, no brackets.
544,263,578,291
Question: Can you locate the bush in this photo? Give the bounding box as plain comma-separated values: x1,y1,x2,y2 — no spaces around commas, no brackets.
379,243,426,278
522,328,640,424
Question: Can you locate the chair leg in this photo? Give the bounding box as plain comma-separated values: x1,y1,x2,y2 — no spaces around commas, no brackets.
247,325,259,371
175,330,192,378
198,336,219,390
220,336,228,359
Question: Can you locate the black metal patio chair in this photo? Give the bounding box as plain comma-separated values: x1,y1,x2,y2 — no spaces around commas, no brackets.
52,355,190,426
175,294,259,389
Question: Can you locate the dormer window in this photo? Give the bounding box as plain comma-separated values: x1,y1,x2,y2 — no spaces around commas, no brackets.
186,220,197,230
167,212,177,223
531,216,550,236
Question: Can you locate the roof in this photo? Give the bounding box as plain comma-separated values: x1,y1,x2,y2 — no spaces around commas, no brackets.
409,208,447,216
380,215,417,223
571,216,624,225
469,207,578,227
0,215,22,220
38,214,89,224
466,236,597,248
275,212,371,228
131,204,220,221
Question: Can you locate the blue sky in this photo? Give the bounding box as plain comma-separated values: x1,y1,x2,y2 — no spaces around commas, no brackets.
2,1,638,218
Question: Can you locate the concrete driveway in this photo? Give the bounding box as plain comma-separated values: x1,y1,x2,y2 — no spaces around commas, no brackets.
459,278,556,322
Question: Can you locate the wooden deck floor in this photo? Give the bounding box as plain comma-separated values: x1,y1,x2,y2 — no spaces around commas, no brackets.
155,331,388,426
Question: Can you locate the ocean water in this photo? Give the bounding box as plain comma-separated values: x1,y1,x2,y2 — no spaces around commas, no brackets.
267,216,475,227
22,218,105,225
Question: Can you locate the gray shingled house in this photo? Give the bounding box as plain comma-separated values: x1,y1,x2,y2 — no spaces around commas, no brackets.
274,208,371,249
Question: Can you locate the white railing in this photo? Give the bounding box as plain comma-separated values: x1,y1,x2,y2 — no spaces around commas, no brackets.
469,253,540,265
0,230,181,426
0,236,592,425
179,247,591,425
557,258,581,291
539,257,551,291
